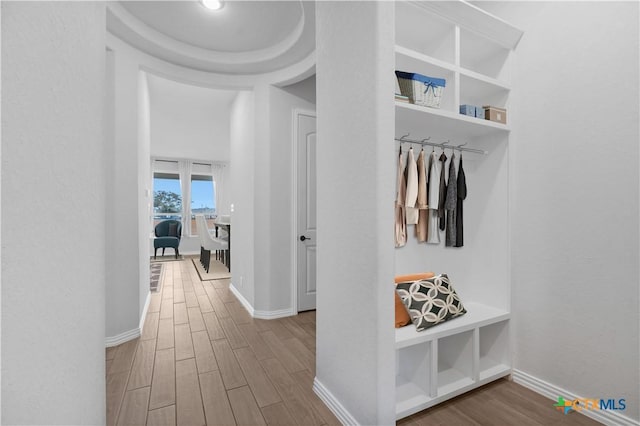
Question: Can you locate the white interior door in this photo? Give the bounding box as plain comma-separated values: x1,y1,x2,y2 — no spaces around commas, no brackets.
297,113,317,312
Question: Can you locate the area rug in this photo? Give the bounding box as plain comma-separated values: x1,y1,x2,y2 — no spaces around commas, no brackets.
192,257,231,281
150,254,184,263
150,263,164,292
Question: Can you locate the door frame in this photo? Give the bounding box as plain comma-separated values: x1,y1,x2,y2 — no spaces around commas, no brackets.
291,108,317,314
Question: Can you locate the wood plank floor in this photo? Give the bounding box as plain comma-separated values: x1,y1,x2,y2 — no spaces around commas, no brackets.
106,259,337,426
106,258,600,426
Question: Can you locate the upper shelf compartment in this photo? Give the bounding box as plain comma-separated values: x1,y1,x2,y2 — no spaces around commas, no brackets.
460,28,511,82
396,2,455,64
398,1,524,84
408,1,523,50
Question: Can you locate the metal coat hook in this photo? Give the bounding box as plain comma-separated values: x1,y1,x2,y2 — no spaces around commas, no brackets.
457,142,468,157
393,136,487,155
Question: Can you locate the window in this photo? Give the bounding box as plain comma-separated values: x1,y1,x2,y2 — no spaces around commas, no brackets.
153,172,182,228
190,174,216,235
151,158,227,236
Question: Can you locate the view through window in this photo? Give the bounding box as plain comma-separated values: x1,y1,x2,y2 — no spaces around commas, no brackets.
190,174,216,235
153,172,182,228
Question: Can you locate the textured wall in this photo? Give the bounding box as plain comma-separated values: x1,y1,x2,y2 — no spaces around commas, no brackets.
1,2,106,423
148,78,232,162
315,2,396,423
105,38,144,340
481,2,640,421
261,85,315,313
229,91,256,305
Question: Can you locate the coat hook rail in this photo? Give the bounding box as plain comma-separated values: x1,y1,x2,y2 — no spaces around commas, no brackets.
395,136,488,155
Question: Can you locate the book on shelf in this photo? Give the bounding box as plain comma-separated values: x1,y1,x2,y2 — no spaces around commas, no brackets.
395,93,410,103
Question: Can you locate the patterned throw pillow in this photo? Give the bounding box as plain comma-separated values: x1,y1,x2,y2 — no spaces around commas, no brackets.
395,274,466,331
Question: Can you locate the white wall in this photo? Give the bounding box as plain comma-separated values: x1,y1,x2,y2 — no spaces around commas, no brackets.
315,2,396,424
138,72,152,321
262,86,315,313
105,37,146,341
230,91,256,306
148,76,233,161
229,83,315,315
1,2,106,423
481,2,640,421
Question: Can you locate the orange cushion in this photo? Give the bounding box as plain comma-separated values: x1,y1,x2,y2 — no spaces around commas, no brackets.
394,272,436,328
395,272,435,284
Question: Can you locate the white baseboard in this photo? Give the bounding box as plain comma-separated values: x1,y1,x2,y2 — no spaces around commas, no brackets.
228,283,295,320
512,369,639,426
139,291,151,332
254,308,295,319
229,283,255,315
313,377,359,425
105,327,140,348
105,291,150,348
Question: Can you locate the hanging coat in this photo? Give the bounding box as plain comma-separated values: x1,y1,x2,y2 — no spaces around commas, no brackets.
394,149,407,247
455,156,467,247
415,149,428,242
405,148,419,225
427,151,441,244
445,154,457,246
438,152,448,231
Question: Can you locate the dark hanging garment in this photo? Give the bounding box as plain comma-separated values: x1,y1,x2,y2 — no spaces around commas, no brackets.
394,149,407,248
438,152,448,231
455,156,467,247
445,154,457,246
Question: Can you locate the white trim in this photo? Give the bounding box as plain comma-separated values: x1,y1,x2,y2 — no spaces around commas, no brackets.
229,282,255,316
105,328,140,348
313,377,360,426
229,283,295,320
139,291,151,332
512,370,639,426
291,108,317,315
254,308,295,320
105,291,150,348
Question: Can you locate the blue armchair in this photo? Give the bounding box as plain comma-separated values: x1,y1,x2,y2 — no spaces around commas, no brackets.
154,220,182,259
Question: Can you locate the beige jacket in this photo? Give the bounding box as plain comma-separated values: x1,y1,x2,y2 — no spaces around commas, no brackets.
405,148,419,225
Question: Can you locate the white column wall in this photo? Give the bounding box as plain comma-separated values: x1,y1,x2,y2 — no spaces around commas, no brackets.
266,86,315,313
229,91,256,306
106,40,144,340
1,2,106,423
252,84,273,311
138,71,151,319
481,2,640,421
315,2,396,424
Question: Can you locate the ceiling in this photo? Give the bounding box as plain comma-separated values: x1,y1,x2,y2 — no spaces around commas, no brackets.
107,1,316,75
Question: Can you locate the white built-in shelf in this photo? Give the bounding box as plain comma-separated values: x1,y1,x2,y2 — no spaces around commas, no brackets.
394,0,520,420
437,369,474,395
395,45,457,74
396,45,511,92
395,102,509,143
396,376,432,415
479,361,511,381
395,303,510,349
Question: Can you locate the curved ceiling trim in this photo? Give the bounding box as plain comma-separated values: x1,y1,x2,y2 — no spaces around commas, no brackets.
106,31,315,90
107,2,310,67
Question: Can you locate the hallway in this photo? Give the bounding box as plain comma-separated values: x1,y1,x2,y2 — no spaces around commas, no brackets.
106,258,337,425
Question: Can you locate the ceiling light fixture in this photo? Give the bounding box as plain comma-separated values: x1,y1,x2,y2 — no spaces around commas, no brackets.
200,0,224,11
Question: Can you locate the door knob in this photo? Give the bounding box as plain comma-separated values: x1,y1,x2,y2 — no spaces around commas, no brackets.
299,235,311,241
